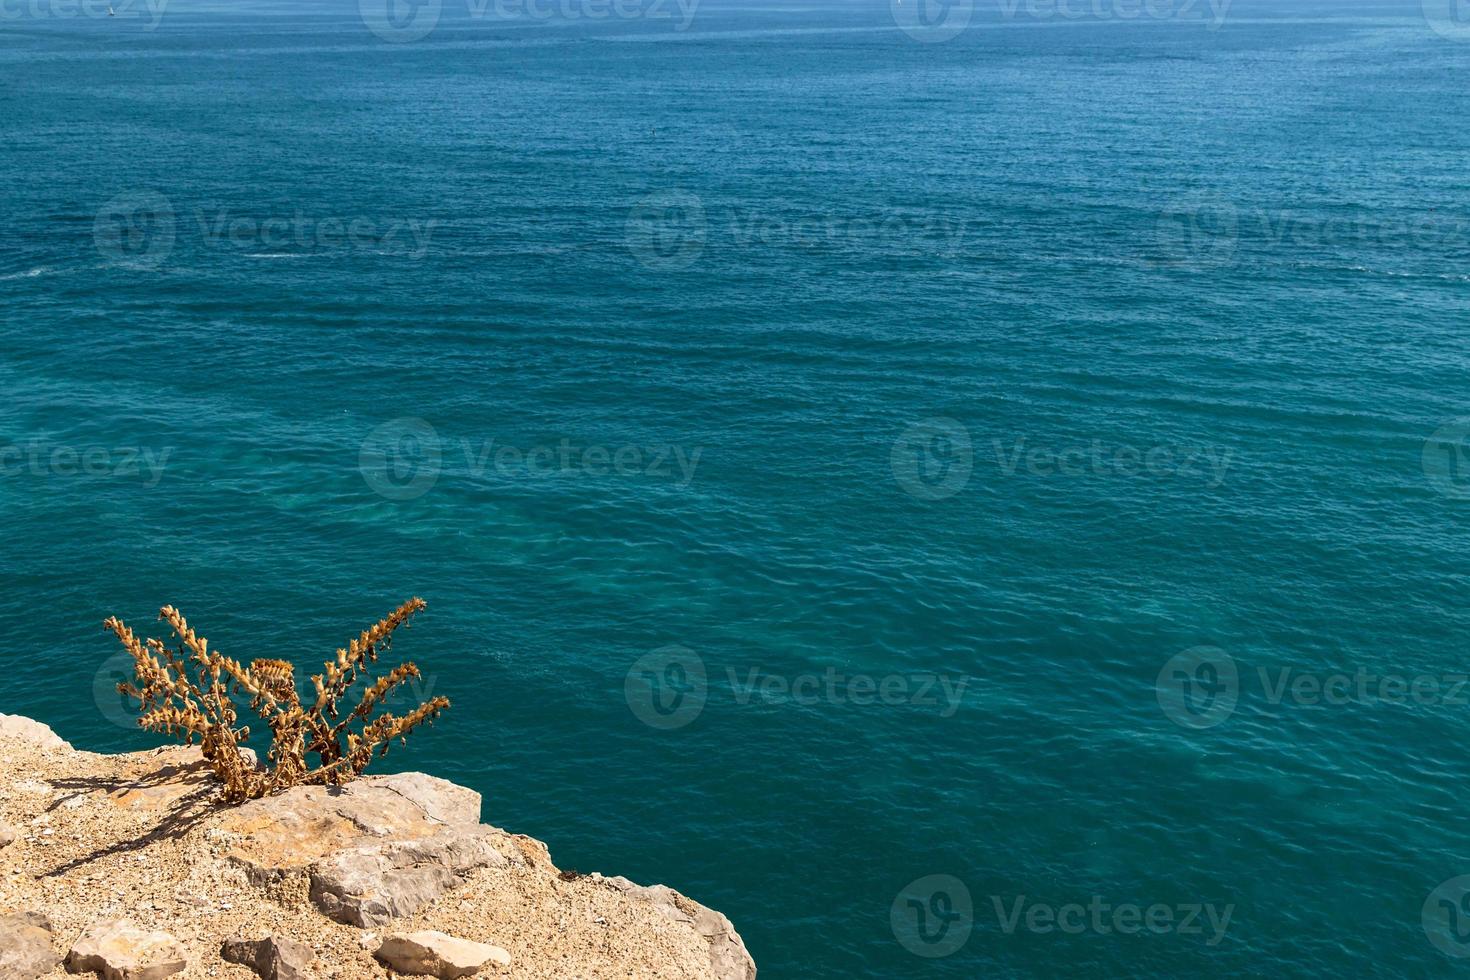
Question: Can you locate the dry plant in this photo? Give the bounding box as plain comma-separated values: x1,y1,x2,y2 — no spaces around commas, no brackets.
104,597,450,802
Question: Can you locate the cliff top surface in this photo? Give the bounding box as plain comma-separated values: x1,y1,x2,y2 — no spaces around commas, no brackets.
0,714,754,980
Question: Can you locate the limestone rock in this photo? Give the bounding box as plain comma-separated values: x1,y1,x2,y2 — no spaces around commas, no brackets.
221,935,317,980
10,910,52,930
0,911,61,979
308,826,511,927
220,778,494,872
0,821,17,848
0,713,72,751
213,776,517,927
375,931,511,978
65,919,187,980
590,875,756,980
373,771,483,826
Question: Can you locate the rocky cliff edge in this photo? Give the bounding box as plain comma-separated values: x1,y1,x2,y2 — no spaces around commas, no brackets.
0,714,755,980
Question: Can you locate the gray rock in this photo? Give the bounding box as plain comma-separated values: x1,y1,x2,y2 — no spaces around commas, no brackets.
221,935,317,980
308,826,510,927
367,771,483,826
0,714,72,751
374,931,510,978
215,773,524,930
64,919,186,980
0,911,61,979
13,911,54,931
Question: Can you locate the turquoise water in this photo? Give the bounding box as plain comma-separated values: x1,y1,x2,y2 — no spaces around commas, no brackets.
5,0,1470,975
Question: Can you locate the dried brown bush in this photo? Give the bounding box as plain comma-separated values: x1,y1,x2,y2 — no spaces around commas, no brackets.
104,597,450,802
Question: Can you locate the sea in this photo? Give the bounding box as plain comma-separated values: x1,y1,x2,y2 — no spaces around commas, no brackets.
3,0,1470,975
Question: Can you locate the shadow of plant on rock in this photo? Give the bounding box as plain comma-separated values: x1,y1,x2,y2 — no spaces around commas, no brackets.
35,744,225,876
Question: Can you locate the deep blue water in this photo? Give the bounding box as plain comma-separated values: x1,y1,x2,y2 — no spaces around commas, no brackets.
5,0,1470,975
